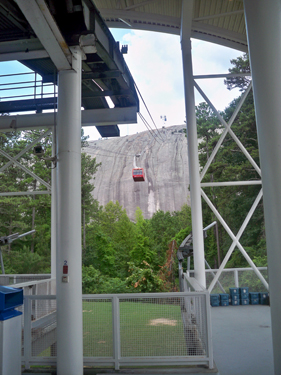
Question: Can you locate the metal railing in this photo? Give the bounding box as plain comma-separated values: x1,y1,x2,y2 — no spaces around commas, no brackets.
189,267,268,293
0,274,51,286
22,291,213,370
0,72,56,114
0,72,56,101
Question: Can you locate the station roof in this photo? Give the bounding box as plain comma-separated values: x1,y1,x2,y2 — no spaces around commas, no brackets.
0,0,139,137
0,1,248,136
93,0,247,52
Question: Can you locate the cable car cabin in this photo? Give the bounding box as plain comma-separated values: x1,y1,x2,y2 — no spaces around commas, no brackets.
132,168,145,182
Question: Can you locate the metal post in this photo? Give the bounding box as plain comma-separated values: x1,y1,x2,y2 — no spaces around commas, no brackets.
244,1,281,373
0,248,4,274
51,132,56,279
181,0,206,287
56,47,83,375
112,296,121,370
23,296,32,370
234,269,239,288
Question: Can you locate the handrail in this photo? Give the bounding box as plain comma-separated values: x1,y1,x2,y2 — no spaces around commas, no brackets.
14,278,55,289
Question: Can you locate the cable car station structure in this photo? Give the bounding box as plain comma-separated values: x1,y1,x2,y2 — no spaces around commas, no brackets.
0,1,280,374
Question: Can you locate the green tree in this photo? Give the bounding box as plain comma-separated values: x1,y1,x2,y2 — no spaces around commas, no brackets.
129,207,155,267
81,152,101,250
85,201,135,278
126,261,165,293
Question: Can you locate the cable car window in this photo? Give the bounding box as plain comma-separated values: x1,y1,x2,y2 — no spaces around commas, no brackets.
133,170,142,175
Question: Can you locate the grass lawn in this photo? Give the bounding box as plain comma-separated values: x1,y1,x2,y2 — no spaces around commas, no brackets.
82,299,187,358
33,298,197,359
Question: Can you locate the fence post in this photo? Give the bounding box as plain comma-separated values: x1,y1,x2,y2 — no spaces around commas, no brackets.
23,296,32,369
112,296,120,370
234,270,239,288
204,292,214,369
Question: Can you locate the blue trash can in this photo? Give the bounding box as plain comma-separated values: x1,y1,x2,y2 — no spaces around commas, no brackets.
0,286,23,375
0,286,23,320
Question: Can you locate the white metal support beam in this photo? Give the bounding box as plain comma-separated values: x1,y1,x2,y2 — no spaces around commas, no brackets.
199,82,252,180
0,149,51,190
181,0,206,288
14,0,72,70
51,131,56,279
203,188,268,292
0,107,138,132
56,47,83,375
195,73,268,292
195,81,261,178
244,1,281,373
201,181,262,188
0,128,52,172
0,50,48,62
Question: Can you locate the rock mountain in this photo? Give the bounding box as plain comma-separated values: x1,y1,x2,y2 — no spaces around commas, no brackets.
84,125,190,221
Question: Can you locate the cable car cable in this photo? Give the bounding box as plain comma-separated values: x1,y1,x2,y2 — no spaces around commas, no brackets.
138,112,162,145
134,82,165,142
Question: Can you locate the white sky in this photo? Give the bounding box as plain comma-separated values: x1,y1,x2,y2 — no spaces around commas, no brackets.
83,28,243,141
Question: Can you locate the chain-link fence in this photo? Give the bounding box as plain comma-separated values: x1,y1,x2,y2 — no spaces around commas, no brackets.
189,267,268,293
23,291,213,370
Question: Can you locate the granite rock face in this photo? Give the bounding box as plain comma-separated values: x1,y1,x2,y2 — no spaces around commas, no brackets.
84,125,190,221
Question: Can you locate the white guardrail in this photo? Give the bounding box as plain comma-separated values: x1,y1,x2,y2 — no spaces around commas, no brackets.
0,274,51,286
188,267,268,293
21,289,213,370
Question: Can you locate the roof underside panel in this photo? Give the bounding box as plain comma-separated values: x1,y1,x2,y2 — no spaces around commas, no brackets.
93,0,248,51
0,0,139,138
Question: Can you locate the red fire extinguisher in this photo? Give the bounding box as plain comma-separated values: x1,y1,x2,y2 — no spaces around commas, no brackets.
63,260,68,274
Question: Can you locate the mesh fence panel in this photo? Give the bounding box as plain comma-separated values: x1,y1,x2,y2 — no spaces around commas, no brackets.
191,268,268,293
119,296,207,357
0,276,10,285
23,294,210,366
238,269,268,292
83,298,113,357
15,307,25,357
31,299,57,357
205,270,235,293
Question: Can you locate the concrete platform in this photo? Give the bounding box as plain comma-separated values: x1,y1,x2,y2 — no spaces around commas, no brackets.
211,305,274,375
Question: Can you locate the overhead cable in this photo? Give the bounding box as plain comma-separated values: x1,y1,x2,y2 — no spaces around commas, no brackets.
138,112,161,145
134,82,165,142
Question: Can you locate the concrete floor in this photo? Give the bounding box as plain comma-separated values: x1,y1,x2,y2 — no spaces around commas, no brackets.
211,305,274,375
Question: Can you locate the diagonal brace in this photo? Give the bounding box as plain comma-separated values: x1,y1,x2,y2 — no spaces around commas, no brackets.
0,129,52,173
201,188,268,291
199,82,253,180
0,149,51,190
195,81,261,178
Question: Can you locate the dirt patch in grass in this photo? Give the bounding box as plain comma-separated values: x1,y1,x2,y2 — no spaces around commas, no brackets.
149,318,177,326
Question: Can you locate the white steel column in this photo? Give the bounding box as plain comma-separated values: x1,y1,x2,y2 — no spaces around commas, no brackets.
181,0,206,287
56,47,83,375
244,1,281,373
51,133,56,279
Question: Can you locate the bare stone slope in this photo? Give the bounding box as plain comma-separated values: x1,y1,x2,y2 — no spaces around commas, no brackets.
84,125,190,220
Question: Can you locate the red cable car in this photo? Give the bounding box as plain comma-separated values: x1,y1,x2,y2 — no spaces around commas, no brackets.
132,168,145,182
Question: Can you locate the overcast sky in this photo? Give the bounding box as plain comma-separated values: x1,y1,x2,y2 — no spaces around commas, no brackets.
83,28,243,141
